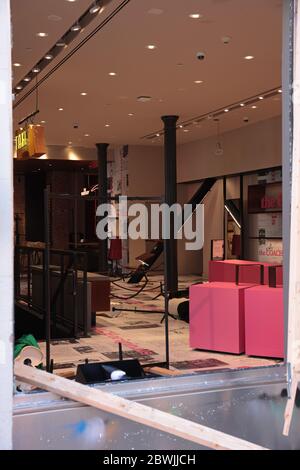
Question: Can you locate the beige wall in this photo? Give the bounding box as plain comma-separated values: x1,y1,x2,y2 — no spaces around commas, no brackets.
176,116,282,276
177,182,203,275
127,145,164,198
46,145,97,161
127,145,164,267
177,116,281,183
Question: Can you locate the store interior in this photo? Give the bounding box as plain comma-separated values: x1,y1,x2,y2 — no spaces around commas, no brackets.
12,0,284,380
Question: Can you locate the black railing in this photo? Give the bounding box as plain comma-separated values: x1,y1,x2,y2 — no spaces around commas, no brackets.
15,246,89,339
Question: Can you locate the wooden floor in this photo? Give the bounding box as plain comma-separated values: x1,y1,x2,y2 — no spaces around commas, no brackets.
39,275,281,376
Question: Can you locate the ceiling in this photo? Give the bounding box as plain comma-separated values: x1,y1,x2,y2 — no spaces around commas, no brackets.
12,0,283,148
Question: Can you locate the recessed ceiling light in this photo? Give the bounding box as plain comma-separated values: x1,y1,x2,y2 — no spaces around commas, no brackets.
252,105,257,109
45,54,53,60
179,125,183,129
13,63,22,67
156,133,160,137
56,41,66,47
137,96,152,102
128,113,134,116
259,96,264,100
146,45,157,50
23,77,31,82
183,129,190,133
194,80,203,84
48,14,62,22
148,8,164,15
189,13,202,19
41,121,46,124
81,92,87,96
224,109,229,113
278,89,282,93
109,72,117,76
240,103,245,107
33,67,40,73
105,124,110,127
58,108,64,111
36,32,48,37
16,85,23,90
84,133,90,137
244,55,254,60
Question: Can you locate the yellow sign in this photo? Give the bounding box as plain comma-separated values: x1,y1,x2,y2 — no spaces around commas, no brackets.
16,130,28,151
15,125,46,159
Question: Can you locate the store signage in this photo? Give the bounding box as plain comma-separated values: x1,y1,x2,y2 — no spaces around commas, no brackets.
257,240,283,263
248,182,282,213
16,129,28,151
249,239,283,264
261,193,282,210
211,239,224,261
15,125,46,159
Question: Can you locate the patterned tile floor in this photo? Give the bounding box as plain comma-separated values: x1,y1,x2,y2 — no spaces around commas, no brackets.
39,275,281,375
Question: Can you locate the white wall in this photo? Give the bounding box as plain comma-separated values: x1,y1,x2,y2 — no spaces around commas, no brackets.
177,116,282,183
0,0,13,450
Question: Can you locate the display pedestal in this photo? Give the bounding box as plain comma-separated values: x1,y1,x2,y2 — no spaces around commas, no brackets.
245,286,284,358
190,282,254,354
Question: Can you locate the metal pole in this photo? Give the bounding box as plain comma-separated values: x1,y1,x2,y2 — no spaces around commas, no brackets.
83,253,88,337
161,116,179,295
96,143,109,274
282,0,294,361
223,176,227,260
163,235,170,369
44,186,51,372
240,174,245,259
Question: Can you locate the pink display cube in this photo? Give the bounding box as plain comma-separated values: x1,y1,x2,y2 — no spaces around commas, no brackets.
209,260,282,285
190,282,254,354
245,286,284,358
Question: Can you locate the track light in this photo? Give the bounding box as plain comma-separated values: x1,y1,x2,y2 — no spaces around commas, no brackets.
90,1,101,14
71,22,82,32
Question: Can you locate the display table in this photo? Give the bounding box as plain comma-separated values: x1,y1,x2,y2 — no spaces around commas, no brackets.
209,259,283,285
190,282,255,354
244,285,284,358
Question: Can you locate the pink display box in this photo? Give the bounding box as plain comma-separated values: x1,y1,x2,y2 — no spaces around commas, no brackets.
209,260,283,285
245,286,284,358
190,282,254,354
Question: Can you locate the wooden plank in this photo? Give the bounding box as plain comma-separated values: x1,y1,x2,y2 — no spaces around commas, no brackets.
144,366,186,377
283,374,299,436
15,364,267,451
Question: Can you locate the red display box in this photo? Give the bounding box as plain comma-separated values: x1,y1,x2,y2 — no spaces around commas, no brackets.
190,282,254,354
244,286,284,358
209,259,283,285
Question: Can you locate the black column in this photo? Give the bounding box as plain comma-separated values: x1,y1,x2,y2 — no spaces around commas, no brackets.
161,115,179,295
96,143,109,274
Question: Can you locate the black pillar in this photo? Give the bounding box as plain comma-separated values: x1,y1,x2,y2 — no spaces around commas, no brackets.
161,115,179,295
96,143,109,274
